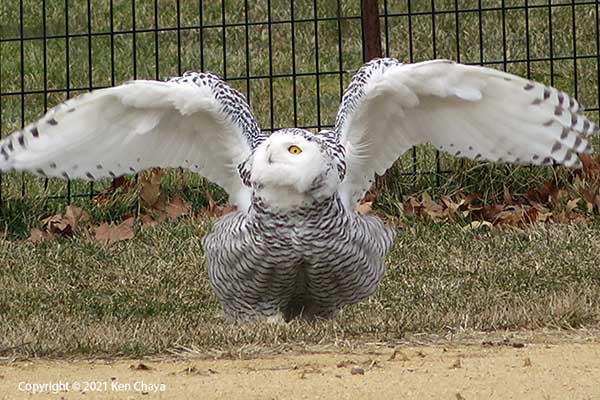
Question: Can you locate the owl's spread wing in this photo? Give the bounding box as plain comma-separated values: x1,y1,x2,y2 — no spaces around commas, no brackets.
334,58,597,206
0,72,263,207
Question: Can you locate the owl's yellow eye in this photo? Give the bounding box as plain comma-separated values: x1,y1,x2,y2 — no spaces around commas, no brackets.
288,145,302,154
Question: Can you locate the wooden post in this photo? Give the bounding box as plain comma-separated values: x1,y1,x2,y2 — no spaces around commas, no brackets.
361,0,385,201
361,0,382,62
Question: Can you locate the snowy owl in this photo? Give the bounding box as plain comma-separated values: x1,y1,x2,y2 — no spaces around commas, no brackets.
0,58,596,321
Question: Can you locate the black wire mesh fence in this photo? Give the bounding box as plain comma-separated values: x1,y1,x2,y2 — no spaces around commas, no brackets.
1,0,599,204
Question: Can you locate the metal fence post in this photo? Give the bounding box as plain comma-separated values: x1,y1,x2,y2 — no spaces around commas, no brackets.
361,0,386,197
361,0,382,62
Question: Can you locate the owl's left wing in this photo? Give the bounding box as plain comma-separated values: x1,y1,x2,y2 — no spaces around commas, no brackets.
334,58,597,206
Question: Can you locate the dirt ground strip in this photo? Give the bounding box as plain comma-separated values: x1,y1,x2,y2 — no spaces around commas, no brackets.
1,338,599,399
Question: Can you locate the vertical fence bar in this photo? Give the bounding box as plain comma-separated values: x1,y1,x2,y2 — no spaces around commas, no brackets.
132,0,137,79
199,0,204,71
0,42,3,205
433,0,441,187
244,0,251,103
524,0,531,79
221,0,227,79
176,0,181,76
154,0,159,80
87,0,94,198
267,0,274,130
501,0,510,178
361,0,383,192
596,2,600,124
108,0,117,191
313,0,321,130
65,0,72,203
42,1,48,111
290,0,298,128
454,0,460,63
383,0,389,58
109,0,115,86
336,0,344,100
19,0,25,197
361,0,382,62
408,0,416,177
477,0,483,64
548,0,554,86
501,0,507,72
43,0,49,192
570,1,578,98
87,0,93,103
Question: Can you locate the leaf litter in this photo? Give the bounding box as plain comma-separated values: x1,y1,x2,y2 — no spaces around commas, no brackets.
400,154,600,228
24,154,600,243
26,169,208,245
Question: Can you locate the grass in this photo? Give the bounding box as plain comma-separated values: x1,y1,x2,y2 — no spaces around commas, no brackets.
0,1,600,357
1,218,600,357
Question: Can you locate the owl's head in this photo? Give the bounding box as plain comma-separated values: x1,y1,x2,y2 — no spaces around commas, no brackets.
247,129,341,210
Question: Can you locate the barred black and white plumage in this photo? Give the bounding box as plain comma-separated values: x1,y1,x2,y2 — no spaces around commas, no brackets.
204,194,394,321
0,58,597,321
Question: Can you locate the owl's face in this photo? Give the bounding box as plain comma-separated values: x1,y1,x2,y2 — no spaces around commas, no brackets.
249,129,340,209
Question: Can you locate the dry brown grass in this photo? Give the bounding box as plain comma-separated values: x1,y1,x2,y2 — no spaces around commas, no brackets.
1,218,599,358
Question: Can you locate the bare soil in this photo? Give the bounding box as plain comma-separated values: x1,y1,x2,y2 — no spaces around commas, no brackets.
1,333,599,400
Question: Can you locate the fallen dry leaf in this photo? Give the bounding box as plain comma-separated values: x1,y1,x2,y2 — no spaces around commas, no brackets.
139,169,165,209
565,198,580,214
166,196,192,220
140,214,158,228
462,221,493,231
64,205,91,231
41,214,73,236
28,228,52,244
400,165,599,228
93,217,135,245
503,185,514,205
38,205,92,237
110,176,131,191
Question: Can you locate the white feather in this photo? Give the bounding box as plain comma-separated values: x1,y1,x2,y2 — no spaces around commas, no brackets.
337,59,597,206
0,79,257,209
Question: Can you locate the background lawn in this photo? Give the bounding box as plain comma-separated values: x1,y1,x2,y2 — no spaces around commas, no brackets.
0,0,599,357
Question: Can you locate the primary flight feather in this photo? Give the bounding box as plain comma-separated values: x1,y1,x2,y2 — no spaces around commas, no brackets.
0,58,596,321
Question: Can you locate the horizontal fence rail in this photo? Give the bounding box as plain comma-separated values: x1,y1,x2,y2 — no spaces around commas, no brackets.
0,0,599,205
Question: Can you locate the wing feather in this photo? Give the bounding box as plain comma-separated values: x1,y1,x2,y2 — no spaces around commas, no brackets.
0,72,262,208
333,58,597,206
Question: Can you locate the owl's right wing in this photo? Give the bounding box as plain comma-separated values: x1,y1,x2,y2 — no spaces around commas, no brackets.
0,72,263,208
333,58,597,207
